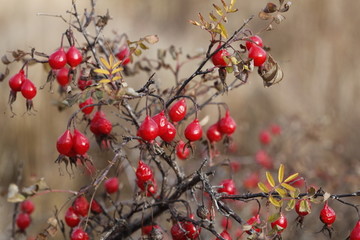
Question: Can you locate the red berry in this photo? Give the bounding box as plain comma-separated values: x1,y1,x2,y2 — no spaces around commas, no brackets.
248,45,267,67
295,200,311,217
218,110,236,135
183,221,201,239
255,150,273,169
218,179,236,195
77,77,93,91
245,35,264,50
160,122,176,142
90,111,112,135
270,124,281,135
49,48,67,69
142,225,161,236
169,99,187,122
152,111,168,136
115,45,131,65
136,161,153,182
171,222,187,240
207,123,223,142
245,214,261,235
90,199,102,214
221,216,232,230
65,206,80,228
79,97,94,115
184,118,203,142
216,229,232,240
56,67,70,86
171,221,200,240
72,129,90,155
104,177,119,194
259,130,271,145
9,70,25,92
16,213,31,230
21,79,37,100
211,46,230,67
138,116,159,142
271,213,288,234
66,46,83,67
71,228,89,240
57,130,73,155
350,220,360,240
176,140,190,160
20,200,35,214
73,196,89,217
320,202,336,226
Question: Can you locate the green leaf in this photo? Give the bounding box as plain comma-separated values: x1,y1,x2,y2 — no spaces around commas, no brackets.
266,172,275,187
258,182,270,193
285,199,296,211
213,4,223,16
281,182,296,192
278,164,284,183
269,195,281,208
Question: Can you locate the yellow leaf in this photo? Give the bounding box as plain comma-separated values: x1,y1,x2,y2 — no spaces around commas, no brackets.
111,67,123,75
99,79,111,84
274,187,287,197
230,0,237,9
109,55,115,68
281,182,296,192
218,23,228,39
209,12,218,22
266,172,275,187
285,199,296,211
269,195,281,208
213,4,223,16
112,60,122,69
100,57,111,70
134,49,142,56
284,173,299,183
278,164,284,183
111,76,122,82
189,20,201,26
258,182,269,193
94,68,110,75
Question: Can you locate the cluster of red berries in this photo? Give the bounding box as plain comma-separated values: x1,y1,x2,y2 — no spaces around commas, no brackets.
56,129,90,157
16,200,35,231
171,215,201,240
89,110,113,149
206,110,236,143
8,69,37,110
136,161,157,196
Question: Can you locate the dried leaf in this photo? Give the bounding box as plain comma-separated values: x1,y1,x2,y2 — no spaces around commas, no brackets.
323,192,331,202
281,182,296,192
258,11,273,20
264,3,278,13
279,2,291,12
221,0,227,8
1,55,11,65
286,199,296,211
189,20,201,26
307,186,316,197
284,173,299,183
266,172,275,187
269,195,281,208
258,54,284,87
7,184,26,202
258,182,270,193
209,12,218,22
278,164,284,183
213,4,223,16
274,14,286,24
144,35,159,44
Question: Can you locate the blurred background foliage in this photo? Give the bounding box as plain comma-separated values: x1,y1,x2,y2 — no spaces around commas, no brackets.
0,0,359,239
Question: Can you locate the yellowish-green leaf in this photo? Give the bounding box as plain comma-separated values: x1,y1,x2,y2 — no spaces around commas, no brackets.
111,76,122,82
209,12,218,22
144,35,159,44
269,195,281,208
189,20,201,26
109,55,115,68
100,57,111,70
213,4,223,16
225,66,233,73
139,42,148,50
111,68,123,75
217,23,228,39
281,182,296,192
94,68,110,75
286,199,296,211
258,182,270,193
274,187,287,197
284,173,299,183
266,172,275,187
278,164,284,183
198,13,206,24
230,0,237,9
134,49,142,56
99,79,111,84
303,199,311,214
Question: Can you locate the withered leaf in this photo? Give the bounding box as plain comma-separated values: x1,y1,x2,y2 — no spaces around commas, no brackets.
264,2,278,13
7,183,26,203
274,14,286,24
1,55,12,65
279,2,292,12
258,54,283,87
144,35,159,44
258,11,273,20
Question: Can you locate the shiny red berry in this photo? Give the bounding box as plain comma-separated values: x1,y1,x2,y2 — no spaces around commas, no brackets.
136,161,153,182
66,46,83,67
350,220,360,240
56,130,73,155
160,121,176,142
320,202,336,226
138,116,159,142
21,79,37,100
16,212,31,230
77,77,92,91
71,228,89,240
79,97,94,115
259,130,271,145
271,213,288,234
218,110,236,135
56,67,70,86
90,111,112,135
218,179,236,195
152,111,168,136
49,48,67,69
184,118,203,142
248,45,267,67
211,46,230,67
104,177,119,194
207,123,223,142
115,45,131,65
73,196,89,217
9,70,25,92
20,200,35,214
176,140,190,160
65,206,80,228
245,35,264,50
171,222,187,240
90,199,102,214
295,200,311,217
72,129,90,155
245,214,261,235
169,99,187,122
182,221,201,239
216,230,232,240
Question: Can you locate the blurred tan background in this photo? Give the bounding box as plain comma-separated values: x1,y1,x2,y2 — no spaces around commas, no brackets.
0,0,360,239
